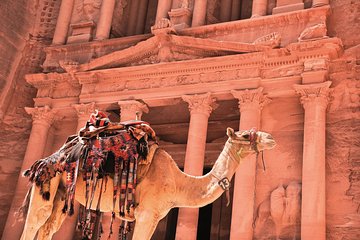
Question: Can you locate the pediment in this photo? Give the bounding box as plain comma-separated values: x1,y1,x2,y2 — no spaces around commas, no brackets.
60,32,280,73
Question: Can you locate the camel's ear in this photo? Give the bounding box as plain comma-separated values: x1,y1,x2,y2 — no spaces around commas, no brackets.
227,127,236,139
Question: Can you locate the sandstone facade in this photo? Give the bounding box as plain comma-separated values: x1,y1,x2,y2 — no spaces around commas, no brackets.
0,0,359,239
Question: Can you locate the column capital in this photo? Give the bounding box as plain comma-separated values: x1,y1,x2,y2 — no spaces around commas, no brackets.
231,87,271,112
25,106,56,127
293,81,332,109
73,102,96,117
182,92,218,117
118,100,149,120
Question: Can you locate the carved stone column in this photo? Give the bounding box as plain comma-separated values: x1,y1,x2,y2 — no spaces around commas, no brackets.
53,103,96,240
135,0,149,34
175,93,217,240
192,0,207,27
52,0,75,44
293,81,331,240
95,0,116,40
2,106,56,240
73,102,96,130
220,0,232,22
155,0,172,22
118,100,149,121
251,0,268,18
126,0,140,36
231,0,242,20
95,101,149,240
229,88,270,240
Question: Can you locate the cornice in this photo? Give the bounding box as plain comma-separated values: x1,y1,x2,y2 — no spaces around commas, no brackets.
44,34,152,54
27,37,343,88
75,52,265,84
25,72,79,86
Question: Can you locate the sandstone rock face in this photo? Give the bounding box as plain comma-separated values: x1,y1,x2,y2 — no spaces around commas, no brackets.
328,0,360,49
0,0,60,235
326,46,360,240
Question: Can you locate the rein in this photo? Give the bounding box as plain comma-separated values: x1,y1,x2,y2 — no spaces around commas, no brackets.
249,128,266,172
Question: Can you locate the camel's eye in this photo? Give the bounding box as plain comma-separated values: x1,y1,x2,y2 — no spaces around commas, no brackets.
242,134,250,139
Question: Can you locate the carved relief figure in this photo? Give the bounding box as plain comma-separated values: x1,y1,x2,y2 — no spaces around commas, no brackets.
72,0,102,23
254,182,301,240
298,23,328,41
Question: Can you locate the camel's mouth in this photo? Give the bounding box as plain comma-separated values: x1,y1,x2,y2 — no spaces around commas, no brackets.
256,132,276,151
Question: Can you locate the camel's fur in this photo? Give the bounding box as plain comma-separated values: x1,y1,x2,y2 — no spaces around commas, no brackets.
20,128,276,240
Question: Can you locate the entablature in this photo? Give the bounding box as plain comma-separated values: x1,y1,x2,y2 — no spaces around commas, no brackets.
26,36,342,116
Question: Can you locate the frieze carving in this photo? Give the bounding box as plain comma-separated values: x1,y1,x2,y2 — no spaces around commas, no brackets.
85,67,261,95
82,83,97,94
303,58,329,72
261,64,304,78
182,92,218,117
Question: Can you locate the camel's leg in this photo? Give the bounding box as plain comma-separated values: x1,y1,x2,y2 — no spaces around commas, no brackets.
36,187,67,240
132,208,160,240
20,175,61,240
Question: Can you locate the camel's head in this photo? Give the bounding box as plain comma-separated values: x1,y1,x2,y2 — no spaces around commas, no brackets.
226,127,276,156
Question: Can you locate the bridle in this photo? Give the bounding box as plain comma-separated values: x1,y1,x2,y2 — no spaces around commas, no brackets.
249,128,266,172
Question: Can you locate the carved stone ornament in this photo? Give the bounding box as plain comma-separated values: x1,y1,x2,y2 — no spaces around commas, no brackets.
118,100,149,120
25,105,57,127
151,18,176,35
182,92,218,117
73,102,96,118
75,0,102,22
254,182,301,240
231,87,271,111
293,81,332,108
253,32,282,48
298,23,328,42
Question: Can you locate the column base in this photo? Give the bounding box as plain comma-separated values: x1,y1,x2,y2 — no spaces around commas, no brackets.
272,3,304,14
168,8,192,30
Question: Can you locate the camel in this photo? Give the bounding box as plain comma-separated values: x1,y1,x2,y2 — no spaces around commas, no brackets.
19,127,276,240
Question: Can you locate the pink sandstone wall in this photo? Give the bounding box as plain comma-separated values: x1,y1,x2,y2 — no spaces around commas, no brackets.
0,0,60,234
0,0,37,233
0,0,359,238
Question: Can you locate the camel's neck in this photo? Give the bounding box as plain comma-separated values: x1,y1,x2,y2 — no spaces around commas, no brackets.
174,141,243,208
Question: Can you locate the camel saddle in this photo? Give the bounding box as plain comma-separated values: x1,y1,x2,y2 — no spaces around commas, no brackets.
23,113,158,217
